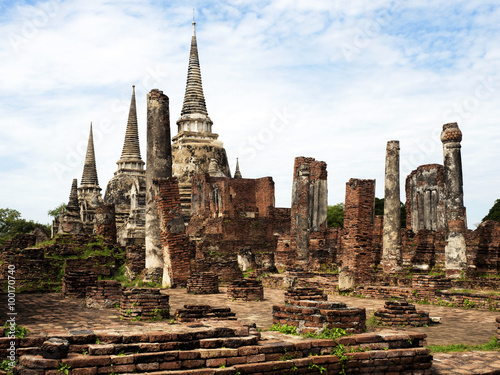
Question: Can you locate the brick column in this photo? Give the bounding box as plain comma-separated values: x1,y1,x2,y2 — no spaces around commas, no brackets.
441,122,467,277
340,179,375,289
382,140,402,273
145,89,172,272
154,177,191,287
95,203,117,244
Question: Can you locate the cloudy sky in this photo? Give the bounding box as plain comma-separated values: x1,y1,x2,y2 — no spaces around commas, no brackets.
0,0,499,228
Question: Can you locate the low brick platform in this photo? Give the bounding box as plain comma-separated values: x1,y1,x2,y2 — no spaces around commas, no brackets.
86,280,121,309
62,270,97,298
175,305,236,322
374,300,431,327
284,286,327,304
227,279,264,301
8,324,432,375
120,288,169,321
187,272,219,295
273,300,366,334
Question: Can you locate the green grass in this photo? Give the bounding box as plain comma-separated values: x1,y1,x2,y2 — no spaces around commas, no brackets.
427,337,500,353
302,327,348,340
267,323,297,335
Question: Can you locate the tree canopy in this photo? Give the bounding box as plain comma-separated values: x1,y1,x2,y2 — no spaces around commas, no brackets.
0,208,49,246
327,203,344,228
326,199,406,229
482,199,500,222
48,203,67,220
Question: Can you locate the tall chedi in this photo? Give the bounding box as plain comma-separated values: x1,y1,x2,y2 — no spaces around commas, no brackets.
78,123,102,233
172,19,231,217
104,85,146,245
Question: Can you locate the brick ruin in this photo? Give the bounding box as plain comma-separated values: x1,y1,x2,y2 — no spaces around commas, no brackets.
227,279,264,301
374,300,431,327
272,300,366,335
2,21,500,375
120,287,170,321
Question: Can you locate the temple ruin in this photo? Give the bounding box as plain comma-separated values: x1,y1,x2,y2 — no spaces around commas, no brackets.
4,18,500,375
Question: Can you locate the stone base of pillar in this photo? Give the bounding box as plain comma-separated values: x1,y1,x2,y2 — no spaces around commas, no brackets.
142,267,163,284
381,259,403,274
338,269,354,291
445,268,468,278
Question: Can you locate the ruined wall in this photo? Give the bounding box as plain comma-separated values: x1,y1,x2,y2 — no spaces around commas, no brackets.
191,173,275,219
401,229,446,271
290,157,328,266
188,173,290,273
466,220,500,274
406,164,446,233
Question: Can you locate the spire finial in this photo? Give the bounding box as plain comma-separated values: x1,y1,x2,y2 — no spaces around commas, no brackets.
81,123,99,186
192,9,196,36
234,158,242,179
118,85,144,166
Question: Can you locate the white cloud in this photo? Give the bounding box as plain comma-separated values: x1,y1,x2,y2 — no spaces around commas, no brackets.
0,0,499,228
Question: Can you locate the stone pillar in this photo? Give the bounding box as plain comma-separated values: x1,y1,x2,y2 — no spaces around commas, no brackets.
339,179,375,290
381,141,402,273
154,177,191,287
290,157,328,268
95,203,117,244
441,122,467,277
145,89,172,272
292,161,311,266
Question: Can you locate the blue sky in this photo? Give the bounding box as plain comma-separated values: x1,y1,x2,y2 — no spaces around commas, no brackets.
0,0,499,228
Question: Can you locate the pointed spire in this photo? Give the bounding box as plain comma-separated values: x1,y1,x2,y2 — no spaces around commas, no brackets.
120,85,142,160
234,158,242,179
180,19,208,116
67,178,79,212
81,123,99,186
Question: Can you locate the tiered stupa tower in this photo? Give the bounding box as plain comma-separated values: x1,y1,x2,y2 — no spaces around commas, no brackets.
78,123,102,233
172,20,231,217
104,86,146,244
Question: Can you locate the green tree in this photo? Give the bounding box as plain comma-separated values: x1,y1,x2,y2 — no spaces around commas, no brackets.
0,208,49,246
482,199,500,222
373,198,406,228
327,203,344,228
48,203,67,220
